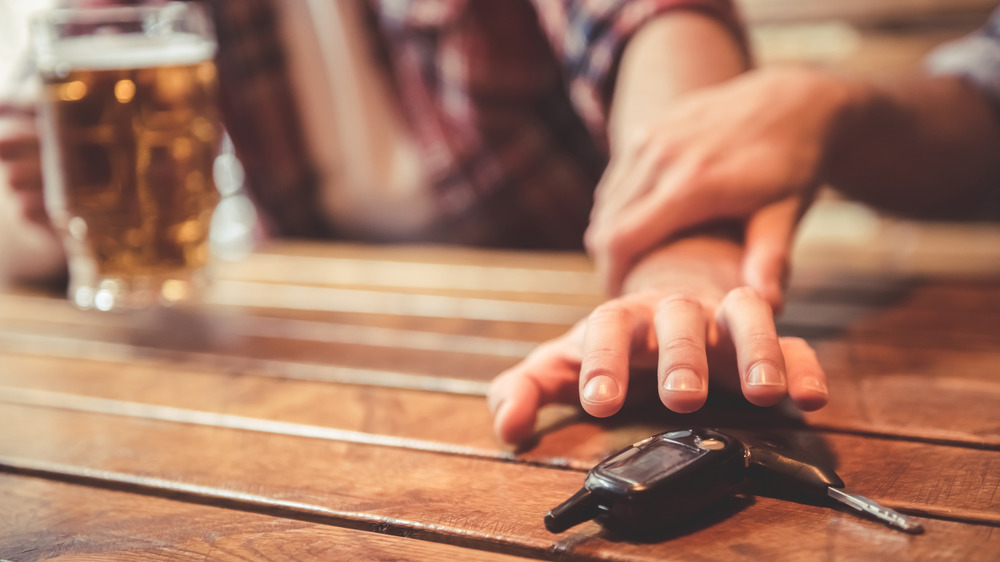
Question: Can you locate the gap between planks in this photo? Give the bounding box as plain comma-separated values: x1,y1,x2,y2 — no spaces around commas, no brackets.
2,386,998,528
0,473,531,562
0,456,567,562
3,402,1000,560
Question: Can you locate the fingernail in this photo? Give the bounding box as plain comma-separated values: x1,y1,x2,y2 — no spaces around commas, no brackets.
801,377,828,394
747,363,784,387
664,369,702,392
583,375,619,403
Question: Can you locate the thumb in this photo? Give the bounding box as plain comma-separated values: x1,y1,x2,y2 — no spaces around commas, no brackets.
488,371,542,446
741,197,802,314
487,339,582,444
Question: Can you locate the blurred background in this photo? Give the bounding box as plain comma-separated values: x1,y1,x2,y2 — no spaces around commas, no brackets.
0,0,49,87
2,0,998,278
740,0,1000,278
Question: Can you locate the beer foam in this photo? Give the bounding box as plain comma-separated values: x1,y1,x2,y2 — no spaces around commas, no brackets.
39,33,215,72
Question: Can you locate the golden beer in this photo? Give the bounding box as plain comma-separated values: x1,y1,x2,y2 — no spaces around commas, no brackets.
34,6,223,310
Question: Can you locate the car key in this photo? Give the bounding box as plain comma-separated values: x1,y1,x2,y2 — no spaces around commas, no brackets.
545,428,747,534
826,487,923,533
738,431,924,534
545,428,924,535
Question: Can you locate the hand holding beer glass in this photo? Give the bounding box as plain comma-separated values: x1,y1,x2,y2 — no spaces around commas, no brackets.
32,2,222,311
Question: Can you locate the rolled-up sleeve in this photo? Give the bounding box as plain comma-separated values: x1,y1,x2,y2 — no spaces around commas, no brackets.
529,0,747,142
926,8,1000,113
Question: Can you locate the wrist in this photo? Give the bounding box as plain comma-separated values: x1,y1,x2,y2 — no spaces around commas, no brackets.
621,235,742,298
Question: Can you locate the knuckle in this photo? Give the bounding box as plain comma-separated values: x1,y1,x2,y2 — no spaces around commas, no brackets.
585,347,621,364
589,301,631,326
744,330,780,349
656,294,704,315
675,151,713,182
722,286,763,307
660,335,703,355
585,222,622,253
649,137,679,166
583,226,606,256
622,123,658,153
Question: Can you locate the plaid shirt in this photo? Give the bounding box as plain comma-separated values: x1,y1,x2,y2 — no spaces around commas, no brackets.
205,0,745,249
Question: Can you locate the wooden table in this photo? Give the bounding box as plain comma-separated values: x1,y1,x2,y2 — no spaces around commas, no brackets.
1,241,998,560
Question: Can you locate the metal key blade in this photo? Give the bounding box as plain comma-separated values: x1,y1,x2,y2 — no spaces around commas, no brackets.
828,487,924,534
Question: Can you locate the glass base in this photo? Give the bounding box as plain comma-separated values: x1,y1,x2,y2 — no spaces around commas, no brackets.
67,257,210,312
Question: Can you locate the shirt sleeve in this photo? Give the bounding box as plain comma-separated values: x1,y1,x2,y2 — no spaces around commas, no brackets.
925,8,1000,114
528,0,748,145
925,8,1000,215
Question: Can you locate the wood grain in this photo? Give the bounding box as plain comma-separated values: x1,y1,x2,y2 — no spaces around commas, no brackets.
214,247,599,297
2,279,1000,444
3,241,999,559
7,249,1000,354
0,291,571,345
1,356,998,522
2,284,1000,446
0,473,526,561
1,403,997,561
4,277,1000,362
7,271,1000,349
0,302,1000,446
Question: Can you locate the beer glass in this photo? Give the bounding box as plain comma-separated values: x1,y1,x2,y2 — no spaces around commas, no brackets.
32,3,222,311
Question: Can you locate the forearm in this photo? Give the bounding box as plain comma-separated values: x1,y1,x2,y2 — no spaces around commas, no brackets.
829,74,1000,218
610,19,750,289
609,10,748,150
606,11,748,296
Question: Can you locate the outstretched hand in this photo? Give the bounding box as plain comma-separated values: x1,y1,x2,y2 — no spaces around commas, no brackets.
488,237,828,445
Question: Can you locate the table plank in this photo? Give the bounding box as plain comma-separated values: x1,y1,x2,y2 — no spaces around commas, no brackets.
2,403,996,561
2,286,1000,446
0,473,524,561
805,342,1000,446
2,241,999,559
1,357,998,523
4,276,1000,361
8,271,1000,349
8,259,1000,358
215,246,599,297
0,317,521,384
0,291,572,344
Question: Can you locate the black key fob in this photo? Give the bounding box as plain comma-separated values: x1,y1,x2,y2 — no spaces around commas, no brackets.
545,428,746,535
